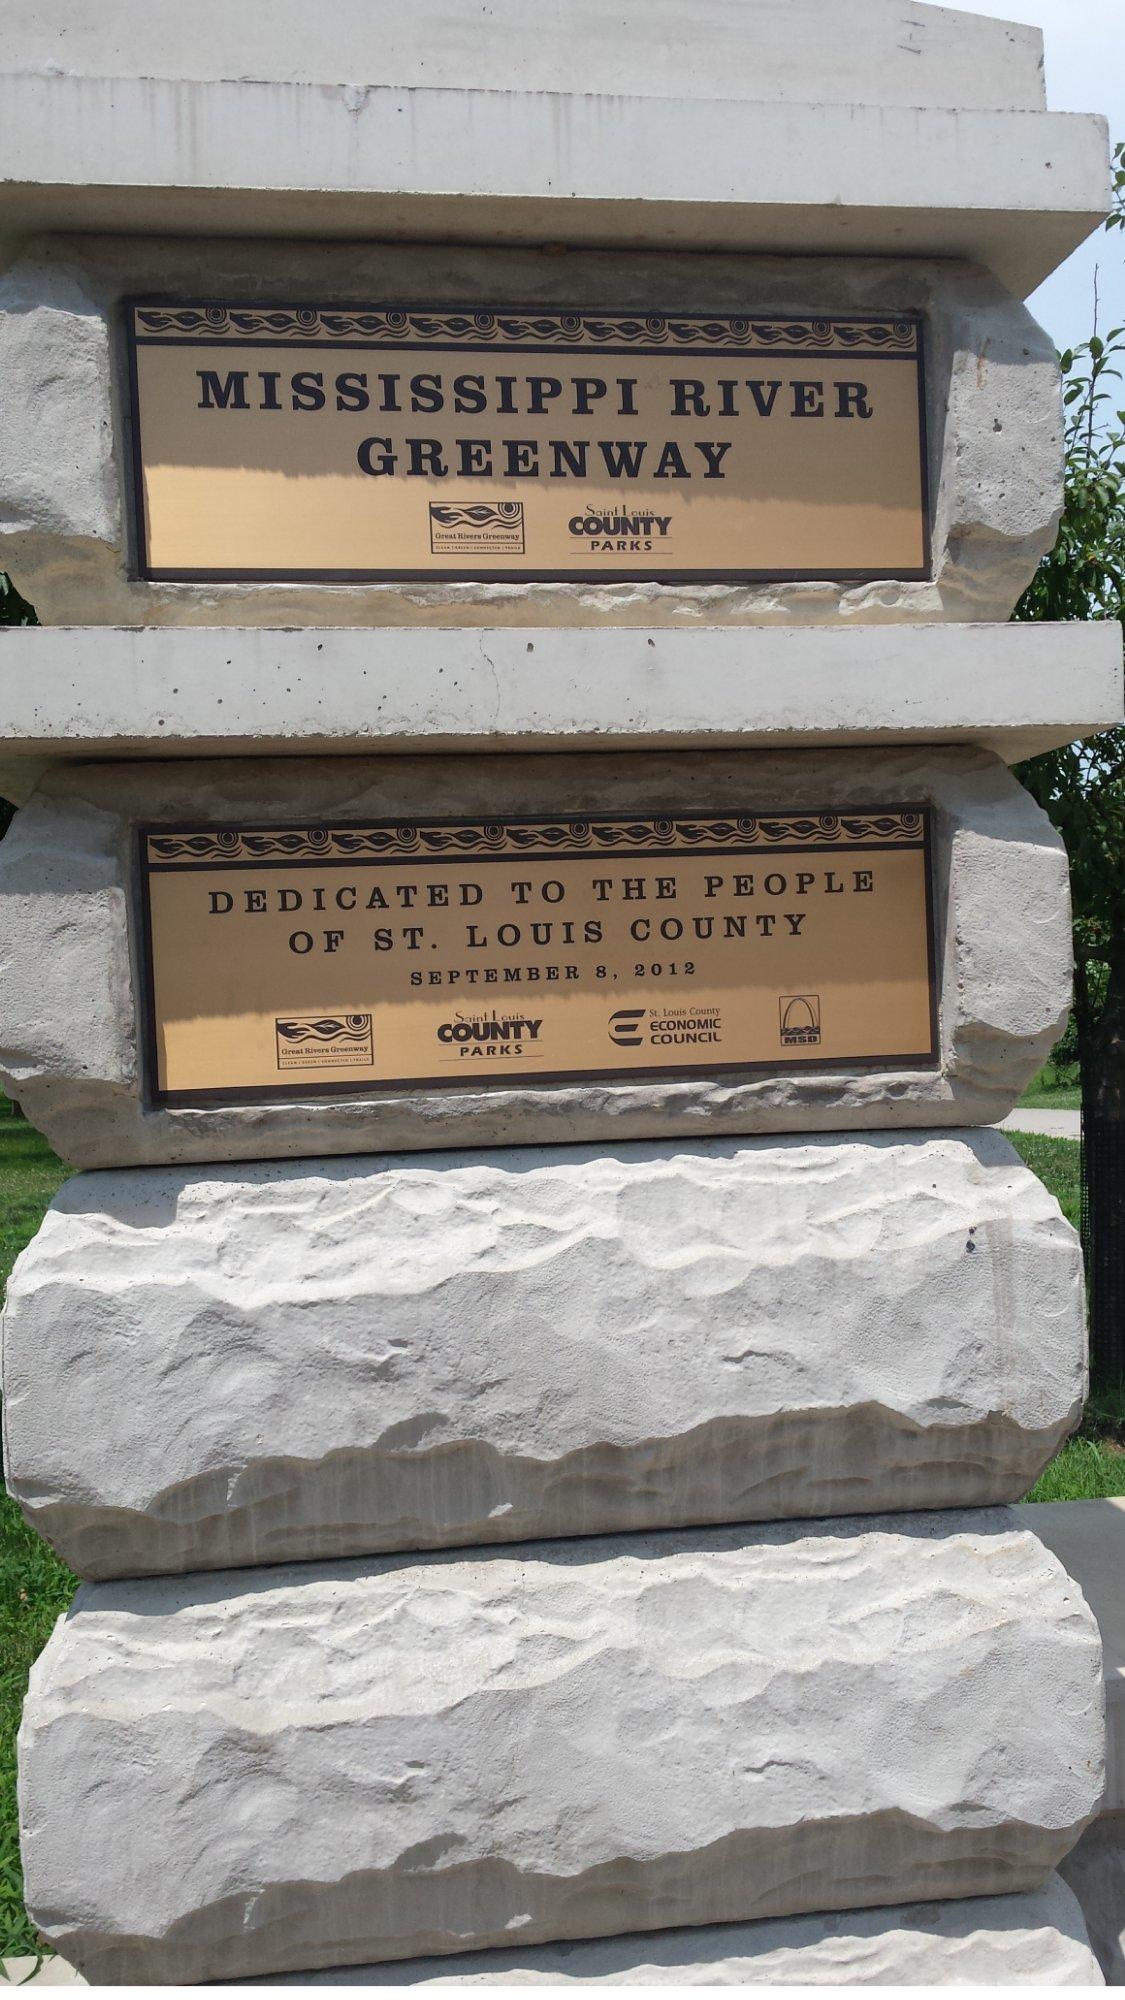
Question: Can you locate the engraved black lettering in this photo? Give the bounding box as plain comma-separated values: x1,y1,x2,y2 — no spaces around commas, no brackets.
550,439,589,478
792,380,825,417
836,381,873,419
453,374,488,414
334,372,370,412
504,439,540,477
745,379,782,417
290,371,326,412
574,377,608,415
527,376,562,413
695,441,733,478
357,437,395,476
409,372,444,414
197,370,249,411
671,380,709,416
408,439,448,477
598,440,646,479
653,441,690,479
457,439,494,477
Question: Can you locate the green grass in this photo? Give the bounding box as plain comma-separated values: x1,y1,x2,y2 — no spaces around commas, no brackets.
1005,1130,1125,1503
0,1120,71,1292
1023,1437,1125,1502
0,1500,77,1959
1005,1129,1081,1229
1016,1061,1081,1111
0,1114,74,1962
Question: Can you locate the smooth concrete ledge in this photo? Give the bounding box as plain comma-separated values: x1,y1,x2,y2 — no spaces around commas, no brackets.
0,624,1119,797
0,74,1109,295
1031,1499,1125,1815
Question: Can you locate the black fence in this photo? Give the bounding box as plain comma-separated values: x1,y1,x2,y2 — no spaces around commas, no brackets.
1082,1109,1125,1387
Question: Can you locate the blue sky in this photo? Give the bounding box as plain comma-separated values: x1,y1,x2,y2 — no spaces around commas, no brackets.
945,0,1125,354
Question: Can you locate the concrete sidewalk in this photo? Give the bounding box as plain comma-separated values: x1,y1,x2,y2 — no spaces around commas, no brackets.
997,1108,1080,1140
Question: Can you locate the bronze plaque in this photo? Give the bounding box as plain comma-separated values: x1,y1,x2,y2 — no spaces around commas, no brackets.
126,305,929,583
138,809,938,1103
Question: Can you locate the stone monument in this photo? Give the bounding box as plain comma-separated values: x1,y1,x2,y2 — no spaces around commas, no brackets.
0,0,1121,1982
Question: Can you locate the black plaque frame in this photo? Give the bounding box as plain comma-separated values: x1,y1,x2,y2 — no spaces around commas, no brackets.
124,303,932,586
135,805,941,1109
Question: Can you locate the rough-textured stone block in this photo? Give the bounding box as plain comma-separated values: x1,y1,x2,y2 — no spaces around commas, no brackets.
0,746,1071,1167
261,1877,1105,1985
2,1131,1085,1579
20,1511,1105,1985
0,238,1061,628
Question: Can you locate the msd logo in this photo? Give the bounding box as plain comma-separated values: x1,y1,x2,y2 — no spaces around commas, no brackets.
780,995,821,1047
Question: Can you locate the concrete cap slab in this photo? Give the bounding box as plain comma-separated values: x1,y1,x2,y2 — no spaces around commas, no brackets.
0,622,1118,798
0,76,1109,296
3,1,1049,111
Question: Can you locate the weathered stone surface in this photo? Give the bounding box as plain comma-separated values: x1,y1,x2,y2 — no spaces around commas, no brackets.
2,1131,1086,1579
0,746,1071,1167
1060,1814,1125,1986
19,1512,1105,1985
260,1877,1105,1985
0,238,1062,627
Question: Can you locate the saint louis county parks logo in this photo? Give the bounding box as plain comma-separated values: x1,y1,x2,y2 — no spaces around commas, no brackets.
274,1013,374,1071
428,501,525,555
779,995,822,1047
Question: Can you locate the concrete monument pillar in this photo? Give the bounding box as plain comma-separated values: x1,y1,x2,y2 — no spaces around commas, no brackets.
0,0,1120,1982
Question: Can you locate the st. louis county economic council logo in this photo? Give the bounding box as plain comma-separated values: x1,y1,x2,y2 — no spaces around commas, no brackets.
608,1007,723,1050
608,1008,646,1047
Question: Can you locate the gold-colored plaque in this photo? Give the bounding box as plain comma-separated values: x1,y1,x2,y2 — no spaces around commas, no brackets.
138,809,938,1103
126,305,929,583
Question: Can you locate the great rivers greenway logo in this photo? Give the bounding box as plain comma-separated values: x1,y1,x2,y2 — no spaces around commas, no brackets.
274,1014,374,1070
428,502,525,555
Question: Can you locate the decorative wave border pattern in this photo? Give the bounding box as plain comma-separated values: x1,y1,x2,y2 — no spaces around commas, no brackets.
131,307,920,356
145,811,926,867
